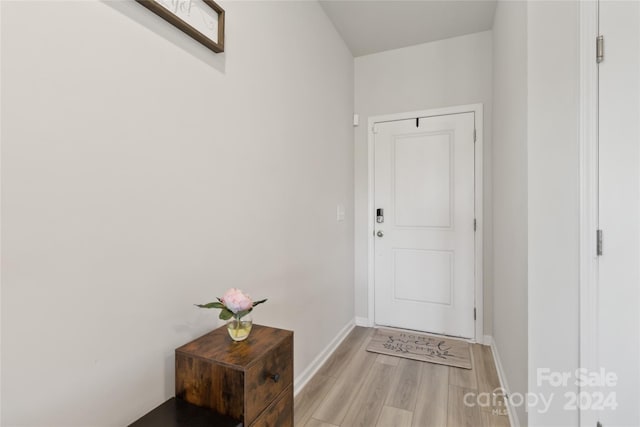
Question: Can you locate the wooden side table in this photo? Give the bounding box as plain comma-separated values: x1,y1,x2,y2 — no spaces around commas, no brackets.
175,324,294,427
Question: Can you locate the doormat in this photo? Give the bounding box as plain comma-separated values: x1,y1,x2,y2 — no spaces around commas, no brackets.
366,328,472,369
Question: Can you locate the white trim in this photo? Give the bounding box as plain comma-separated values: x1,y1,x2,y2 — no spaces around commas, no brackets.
474,107,484,344
486,335,521,427
366,116,376,329
354,316,370,327
366,104,484,342
293,319,355,396
578,2,599,427
482,334,493,346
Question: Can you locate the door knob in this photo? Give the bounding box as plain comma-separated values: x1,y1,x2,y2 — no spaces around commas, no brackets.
376,230,384,237
268,373,280,383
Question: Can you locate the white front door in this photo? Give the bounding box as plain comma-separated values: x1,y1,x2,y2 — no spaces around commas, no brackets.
373,112,476,338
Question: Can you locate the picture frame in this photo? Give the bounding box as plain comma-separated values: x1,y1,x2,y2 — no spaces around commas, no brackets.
136,0,225,53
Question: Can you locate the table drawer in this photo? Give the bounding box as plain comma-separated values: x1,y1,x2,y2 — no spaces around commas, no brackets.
249,385,293,427
244,334,293,424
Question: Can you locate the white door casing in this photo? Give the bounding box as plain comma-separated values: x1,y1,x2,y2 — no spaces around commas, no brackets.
368,105,482,340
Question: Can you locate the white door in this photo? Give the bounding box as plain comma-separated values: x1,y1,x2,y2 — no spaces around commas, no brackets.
596,2,640,425
373,112,476,338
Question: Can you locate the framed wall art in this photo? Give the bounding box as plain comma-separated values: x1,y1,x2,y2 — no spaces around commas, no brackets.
136,0,225,53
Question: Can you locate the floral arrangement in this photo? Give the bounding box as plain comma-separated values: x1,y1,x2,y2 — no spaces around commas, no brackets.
196,288,267,320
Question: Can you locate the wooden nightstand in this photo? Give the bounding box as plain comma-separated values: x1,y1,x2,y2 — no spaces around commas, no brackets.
175,324,294,427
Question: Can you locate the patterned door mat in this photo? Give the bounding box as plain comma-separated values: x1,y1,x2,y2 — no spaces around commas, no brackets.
366,328,472,369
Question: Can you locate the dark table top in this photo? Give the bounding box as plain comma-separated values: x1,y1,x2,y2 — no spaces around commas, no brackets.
128,397,242,427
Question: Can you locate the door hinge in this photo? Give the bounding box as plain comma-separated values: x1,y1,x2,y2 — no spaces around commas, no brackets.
596,35,604,63
474,219,477,231
597,229,603,256
474,308,477,320
473,129,477,143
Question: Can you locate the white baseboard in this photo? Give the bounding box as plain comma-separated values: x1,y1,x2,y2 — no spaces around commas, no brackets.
354,316,371,327
293,319,355,396
482,334,493,346
486,335,521,427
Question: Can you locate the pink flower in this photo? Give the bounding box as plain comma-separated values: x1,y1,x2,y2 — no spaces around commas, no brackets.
221,288,253,313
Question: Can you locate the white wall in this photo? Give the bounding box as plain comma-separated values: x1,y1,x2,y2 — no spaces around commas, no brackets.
354,31,494,333
0,1,354,425
527,1,580,426
491,1,528,425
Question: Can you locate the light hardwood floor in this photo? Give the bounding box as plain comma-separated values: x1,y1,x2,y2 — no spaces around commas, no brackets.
294,327,511,427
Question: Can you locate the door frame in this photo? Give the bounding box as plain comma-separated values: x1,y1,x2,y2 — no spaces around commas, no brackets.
578,2,599,426
365,103,484,343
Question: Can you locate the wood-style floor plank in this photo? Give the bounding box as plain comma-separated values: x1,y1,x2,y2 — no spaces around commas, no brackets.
376,406,413,427
472,344,508,415
472,344,501,392
376,354,400,366
294,374,336,426
411,362,449,427
448,346,477,390
341,361,395,427
447,385,482,427
311,330,377,425
481,410,511,427
315,326,370,379
295,328,511,427
385,358,422,411
304,418,339,427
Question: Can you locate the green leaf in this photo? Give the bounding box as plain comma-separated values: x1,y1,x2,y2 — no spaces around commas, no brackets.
252,298,267,307
195,302,225,309
237,309,251,318
218,309,233,320
235,309,252,319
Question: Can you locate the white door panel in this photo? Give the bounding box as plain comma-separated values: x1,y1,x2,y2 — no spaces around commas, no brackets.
394,133,452,227
596,2,640,425
393,249,453,305
374,112,475,338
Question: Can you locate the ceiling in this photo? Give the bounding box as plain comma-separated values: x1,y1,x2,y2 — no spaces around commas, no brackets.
319,0,497,57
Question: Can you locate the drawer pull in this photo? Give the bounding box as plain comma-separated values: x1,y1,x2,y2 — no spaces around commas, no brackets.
268,373,280,383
